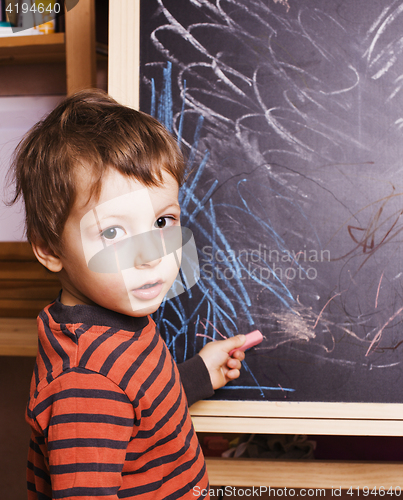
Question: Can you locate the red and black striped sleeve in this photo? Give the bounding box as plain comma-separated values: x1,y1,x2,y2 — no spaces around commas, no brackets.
28,368,135,500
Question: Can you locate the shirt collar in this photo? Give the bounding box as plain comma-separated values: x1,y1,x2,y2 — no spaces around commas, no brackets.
48,293,150,332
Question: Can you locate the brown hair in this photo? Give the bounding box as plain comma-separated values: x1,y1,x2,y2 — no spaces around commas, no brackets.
8,89,185,253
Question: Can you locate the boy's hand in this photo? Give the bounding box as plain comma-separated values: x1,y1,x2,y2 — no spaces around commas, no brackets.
198,335,246,390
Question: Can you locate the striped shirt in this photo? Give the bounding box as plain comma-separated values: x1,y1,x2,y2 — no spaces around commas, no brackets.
26,298,209,499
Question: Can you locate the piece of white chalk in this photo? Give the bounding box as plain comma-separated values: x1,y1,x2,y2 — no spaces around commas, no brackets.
229,329,263,356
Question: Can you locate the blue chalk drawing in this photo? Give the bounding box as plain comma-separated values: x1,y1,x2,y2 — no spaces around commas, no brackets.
140,0,403,403
150,62,297,398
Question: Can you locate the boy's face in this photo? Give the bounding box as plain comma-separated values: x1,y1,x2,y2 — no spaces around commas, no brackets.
58,167,182,317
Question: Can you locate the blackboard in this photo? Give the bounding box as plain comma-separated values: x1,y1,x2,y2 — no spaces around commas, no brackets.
139,0,403,403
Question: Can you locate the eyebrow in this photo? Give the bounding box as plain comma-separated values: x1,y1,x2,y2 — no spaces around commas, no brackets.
156,202,181,213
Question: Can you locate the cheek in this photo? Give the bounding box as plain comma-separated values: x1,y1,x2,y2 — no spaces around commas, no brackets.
74,265,127,300
158,253,181,286
94,273,127,294
90,272,134,310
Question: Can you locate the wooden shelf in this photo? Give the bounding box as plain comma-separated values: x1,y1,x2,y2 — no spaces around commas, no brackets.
0,33,65,65
0,317,37,356
0,242,60,326
205,458,403,488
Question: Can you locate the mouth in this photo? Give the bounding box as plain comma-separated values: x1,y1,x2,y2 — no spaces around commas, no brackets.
130,280,164,300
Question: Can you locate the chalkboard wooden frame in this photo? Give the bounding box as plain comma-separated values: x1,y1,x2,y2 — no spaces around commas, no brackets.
108,0,140,109
189,400,403,436
107,0,403,487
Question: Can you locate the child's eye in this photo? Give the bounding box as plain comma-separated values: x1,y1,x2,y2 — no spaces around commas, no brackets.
154,216,175,229
101,226,125,241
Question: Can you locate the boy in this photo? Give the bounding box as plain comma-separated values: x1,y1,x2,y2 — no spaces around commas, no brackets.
10,89,246,499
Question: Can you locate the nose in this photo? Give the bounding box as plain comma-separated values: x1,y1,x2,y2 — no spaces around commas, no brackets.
132,230,164,269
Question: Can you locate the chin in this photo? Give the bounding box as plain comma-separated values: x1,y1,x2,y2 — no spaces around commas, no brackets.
127,301,162,317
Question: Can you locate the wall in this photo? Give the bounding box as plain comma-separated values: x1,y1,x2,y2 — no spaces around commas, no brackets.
0,95,63,241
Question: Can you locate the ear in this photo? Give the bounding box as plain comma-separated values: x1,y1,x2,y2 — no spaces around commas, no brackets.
31,241,63,273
